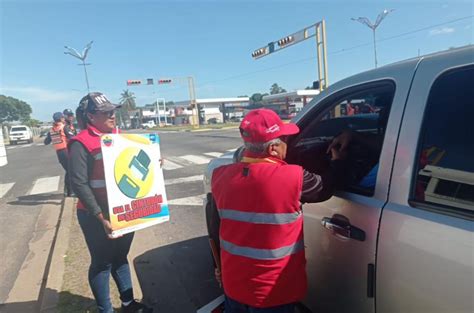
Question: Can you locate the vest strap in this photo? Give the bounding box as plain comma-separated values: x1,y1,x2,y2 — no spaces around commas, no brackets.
221,239,304,260
219,209,301,225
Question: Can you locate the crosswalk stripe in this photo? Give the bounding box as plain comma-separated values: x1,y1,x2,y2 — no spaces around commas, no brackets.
165,175,203,186
204,152,223,158
162,159,184,171
166,156,193,167
168,194,205,206
29,176,60,195
0,183,15,199
179,154,211,165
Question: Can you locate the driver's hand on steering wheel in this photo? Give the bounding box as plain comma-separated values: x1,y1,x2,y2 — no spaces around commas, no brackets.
327,130,353,154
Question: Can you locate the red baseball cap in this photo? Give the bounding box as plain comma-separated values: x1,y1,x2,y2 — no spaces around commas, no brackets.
239,109,300,143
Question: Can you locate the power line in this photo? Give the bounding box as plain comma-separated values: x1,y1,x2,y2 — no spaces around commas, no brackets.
152,15,474,96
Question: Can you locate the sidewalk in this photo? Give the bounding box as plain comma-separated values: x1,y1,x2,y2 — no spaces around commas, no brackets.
41,197,221,312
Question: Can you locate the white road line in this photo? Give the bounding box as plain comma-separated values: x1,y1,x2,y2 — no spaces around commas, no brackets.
168,194,205,206
6,146,18,150
165,175,203,186
165,156,193,167
162,159,184,171
22,144,33,148
0,183,15,199
29,176,60,195
226,148,237,152
179,154,212,165
204,152,223,158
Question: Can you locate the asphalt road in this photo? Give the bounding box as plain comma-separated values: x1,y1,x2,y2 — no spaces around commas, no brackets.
0,128,242,310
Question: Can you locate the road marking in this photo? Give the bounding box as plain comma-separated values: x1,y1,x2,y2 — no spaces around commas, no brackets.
162,159,184,170
179,154,211,165
168,194,205,206
29,176,60,195
22,144,33,148
227,148,237,152
204,152,223,158
6,146,18,150
0,183,15,198
165,175,203,186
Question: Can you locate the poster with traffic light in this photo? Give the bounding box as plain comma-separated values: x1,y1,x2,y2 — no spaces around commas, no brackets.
101,133,169,238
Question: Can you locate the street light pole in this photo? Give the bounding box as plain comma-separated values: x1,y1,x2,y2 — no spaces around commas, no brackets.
155,99,160,126
351,9,394,68
64,41,94,92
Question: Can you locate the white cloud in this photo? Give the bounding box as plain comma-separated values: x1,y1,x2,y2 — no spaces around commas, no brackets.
429,27,455,36
0,86,82,121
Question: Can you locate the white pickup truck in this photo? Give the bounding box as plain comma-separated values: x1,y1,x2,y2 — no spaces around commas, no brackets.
141,121,156,129
9,125,33,144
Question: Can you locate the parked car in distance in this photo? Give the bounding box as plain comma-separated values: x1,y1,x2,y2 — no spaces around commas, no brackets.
207,117,218,124
9,125,33,144
203,45,474,313
141,120,156,129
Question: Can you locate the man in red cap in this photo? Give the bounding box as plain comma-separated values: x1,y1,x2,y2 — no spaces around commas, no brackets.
211,108,346,313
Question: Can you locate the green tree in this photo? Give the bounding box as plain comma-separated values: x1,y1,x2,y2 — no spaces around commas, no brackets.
118,89,137,127
270,83,286,95
0,95,32,123
24,118,41,127
250,93,263,104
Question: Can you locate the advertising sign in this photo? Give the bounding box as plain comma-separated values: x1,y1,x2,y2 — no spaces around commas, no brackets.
101,133,169,238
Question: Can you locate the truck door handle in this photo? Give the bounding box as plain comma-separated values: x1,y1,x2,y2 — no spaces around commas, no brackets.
321,215,366,241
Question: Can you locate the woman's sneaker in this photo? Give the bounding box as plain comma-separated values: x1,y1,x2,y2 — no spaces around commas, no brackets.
121,300,153,313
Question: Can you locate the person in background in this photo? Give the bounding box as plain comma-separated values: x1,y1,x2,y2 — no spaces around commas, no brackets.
211,109,347,313
69,92,153,313
75,105,87,131
44,112,74,196
63,108,77,137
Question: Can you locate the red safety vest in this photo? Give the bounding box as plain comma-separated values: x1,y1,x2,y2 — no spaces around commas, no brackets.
69,125,118,212
212,155,307,308
50,123,67,151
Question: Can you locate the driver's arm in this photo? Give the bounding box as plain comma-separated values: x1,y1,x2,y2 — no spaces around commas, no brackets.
300,158,346,203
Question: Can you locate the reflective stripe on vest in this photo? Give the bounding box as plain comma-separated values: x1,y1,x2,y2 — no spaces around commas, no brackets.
50,125,67,150
212,159,306,307
90,180,106,188
221,239,304,260
218,208,301,225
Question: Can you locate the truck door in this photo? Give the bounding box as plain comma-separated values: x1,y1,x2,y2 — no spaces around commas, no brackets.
377,46,473,313
286,59,419,313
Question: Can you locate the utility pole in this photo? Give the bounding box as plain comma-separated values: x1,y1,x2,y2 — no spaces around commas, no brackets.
187,76,199,128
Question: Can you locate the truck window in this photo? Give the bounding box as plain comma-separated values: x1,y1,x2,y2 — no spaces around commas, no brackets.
413,66,474,212
11,127,27,132
287,82,395,196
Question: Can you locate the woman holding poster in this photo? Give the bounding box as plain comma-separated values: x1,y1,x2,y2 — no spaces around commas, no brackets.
69,92,153,313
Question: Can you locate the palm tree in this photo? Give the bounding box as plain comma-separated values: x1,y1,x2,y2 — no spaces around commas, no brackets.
119,90,137,128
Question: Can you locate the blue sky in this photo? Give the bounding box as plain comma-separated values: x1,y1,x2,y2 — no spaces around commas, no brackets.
1,0,473,121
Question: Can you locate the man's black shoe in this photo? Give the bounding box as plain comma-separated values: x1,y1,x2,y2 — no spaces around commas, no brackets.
121,300,153,313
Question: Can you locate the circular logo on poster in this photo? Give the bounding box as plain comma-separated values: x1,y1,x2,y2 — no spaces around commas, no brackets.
114,147,154,199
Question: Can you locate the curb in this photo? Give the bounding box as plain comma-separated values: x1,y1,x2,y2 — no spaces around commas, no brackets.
39,197,75,312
